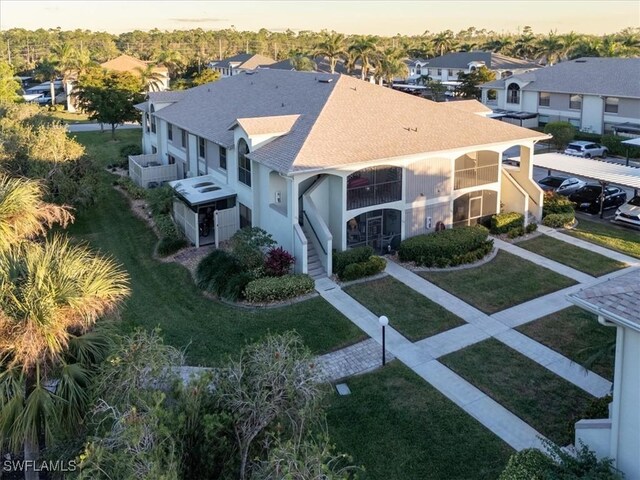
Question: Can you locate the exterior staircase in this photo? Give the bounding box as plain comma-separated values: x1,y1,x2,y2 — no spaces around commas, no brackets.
301,223,327,279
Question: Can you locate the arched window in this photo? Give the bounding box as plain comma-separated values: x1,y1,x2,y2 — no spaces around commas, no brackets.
507,83,520,104
237,138,251,187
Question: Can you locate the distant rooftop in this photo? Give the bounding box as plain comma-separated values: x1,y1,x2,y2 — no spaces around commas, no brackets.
101,54,168,75
423,51,541,70
482,57,640,98
210,53,276,70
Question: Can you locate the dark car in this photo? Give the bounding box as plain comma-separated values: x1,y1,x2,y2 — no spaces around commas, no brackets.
568,185,627,213
537,175,586,195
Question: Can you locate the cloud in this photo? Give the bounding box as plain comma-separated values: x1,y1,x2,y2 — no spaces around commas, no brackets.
170,17,228,23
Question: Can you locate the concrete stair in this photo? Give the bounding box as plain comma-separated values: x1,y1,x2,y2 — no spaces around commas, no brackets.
301,223,327,279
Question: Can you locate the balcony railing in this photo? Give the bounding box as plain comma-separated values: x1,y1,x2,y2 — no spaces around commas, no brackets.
454,164,499,190
347,181,402,210
129,154,178,188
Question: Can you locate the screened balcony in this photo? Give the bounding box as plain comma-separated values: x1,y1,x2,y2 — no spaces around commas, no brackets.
347,166,402,210
453,151,499,190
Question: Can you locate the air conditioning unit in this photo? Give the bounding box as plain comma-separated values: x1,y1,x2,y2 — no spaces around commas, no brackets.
274,191,282,204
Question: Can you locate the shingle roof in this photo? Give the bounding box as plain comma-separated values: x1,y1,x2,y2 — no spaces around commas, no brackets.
492,58,640,98
442,99,492,114
570,269,640,332
231,114,300,136
101,54,168,75
152,69,547,174
211,53,276,69
147,91,186,103
424,51,540,70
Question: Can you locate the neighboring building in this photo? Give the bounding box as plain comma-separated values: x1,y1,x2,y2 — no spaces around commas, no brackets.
133,70,547,277
208,53,277,77
480,57,640,135
569,270,640,480
66,54,170,112
406,51,540,84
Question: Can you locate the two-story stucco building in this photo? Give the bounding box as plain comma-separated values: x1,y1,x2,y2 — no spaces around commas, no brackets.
133,70,547,277
407,51,540,84
480,57,640,135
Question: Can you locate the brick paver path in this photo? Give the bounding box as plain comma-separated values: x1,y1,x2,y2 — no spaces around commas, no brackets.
316,339,395,382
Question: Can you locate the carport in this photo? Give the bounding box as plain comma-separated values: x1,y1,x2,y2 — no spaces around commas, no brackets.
515,153,640,218
621,137,640,166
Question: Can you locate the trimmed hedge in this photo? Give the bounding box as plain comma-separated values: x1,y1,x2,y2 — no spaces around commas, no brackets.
543,192,575,217
333,246,374,277
116,176,146,199
507,227,525,239
244,274,315,303
525,222,538,234
398,225,492,267
542,213,575,228
340,256,386,281
491,212,524,234
154,213,180,238
156,236,187,257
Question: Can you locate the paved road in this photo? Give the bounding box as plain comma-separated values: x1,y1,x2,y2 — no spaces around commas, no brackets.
67,122,142,132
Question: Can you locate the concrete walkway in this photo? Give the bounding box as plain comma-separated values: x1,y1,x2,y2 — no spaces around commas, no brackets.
315,231,632,450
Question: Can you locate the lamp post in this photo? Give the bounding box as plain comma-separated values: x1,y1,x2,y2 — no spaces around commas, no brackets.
379,315,389,366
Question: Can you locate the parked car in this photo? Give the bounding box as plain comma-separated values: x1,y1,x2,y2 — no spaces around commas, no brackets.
537,175,586,195
564,141,609,158
568,184,627,213
614,195,640,228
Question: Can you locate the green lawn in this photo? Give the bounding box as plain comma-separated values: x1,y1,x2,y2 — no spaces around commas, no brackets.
564,218,640,259
344,277,465,341
517,235,627,277
441,338,595,446
420,251,577,314
68,132,366,366
71,129,141,167
517,307,616,380
46,108,92,124
327,362,513,480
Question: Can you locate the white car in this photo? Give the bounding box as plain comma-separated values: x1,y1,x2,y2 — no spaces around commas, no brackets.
615,196,640,227
564,141,609,158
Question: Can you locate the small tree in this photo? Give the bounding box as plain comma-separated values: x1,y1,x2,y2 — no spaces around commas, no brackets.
215,333,323,480
544,121,576,151
0,60,22,102
427,79,447,102
455,66,496,99
74,69,144,139
191,68,221,86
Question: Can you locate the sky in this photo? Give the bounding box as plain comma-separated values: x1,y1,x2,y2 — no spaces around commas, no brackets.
1,0,638,36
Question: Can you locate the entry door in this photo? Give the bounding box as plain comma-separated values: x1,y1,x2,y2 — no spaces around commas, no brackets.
366,216,383,252
469,195,482,224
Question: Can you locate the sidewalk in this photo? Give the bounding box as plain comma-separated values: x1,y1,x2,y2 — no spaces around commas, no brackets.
314,231,629,451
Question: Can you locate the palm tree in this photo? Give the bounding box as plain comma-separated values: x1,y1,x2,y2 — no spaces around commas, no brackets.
290,54,316,72
560,31,582,60
155,49,185,79
513,32,537,59
375,48,409,87
0,175,72,253
51,42,78,99
313,32,347,74
134,63,165,92
348,35,378,80
615,27,640,55
0,174,130,479
598,35,623,57
536,31,564,65
432,30,456,56
33,59,58,106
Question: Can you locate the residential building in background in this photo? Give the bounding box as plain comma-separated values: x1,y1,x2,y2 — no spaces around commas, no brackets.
208,53,276,77
480,57,640,135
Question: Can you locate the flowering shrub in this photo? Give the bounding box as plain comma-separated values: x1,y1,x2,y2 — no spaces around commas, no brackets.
264,247,295,277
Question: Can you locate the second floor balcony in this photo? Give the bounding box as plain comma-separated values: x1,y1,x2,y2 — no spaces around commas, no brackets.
347,166,402,210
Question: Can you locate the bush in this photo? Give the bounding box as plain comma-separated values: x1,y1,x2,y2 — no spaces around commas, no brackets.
544,121,576,150
507,227,525,239
119,144,142,159
602,134,640,158
196,250,244,296
498,448,555,480
398,225,492,267
222,271,254,301
154,213,180,238
244,274,315,303
543,192,575,217
543,212,575,228
525,222,538,234
147,185,174,216
157,236,187,257
340,256,386,281
449,241,493,266
264,247,295,277
230,227,276,270
332,246,374,277
116,176,146,199
491,212,524,234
